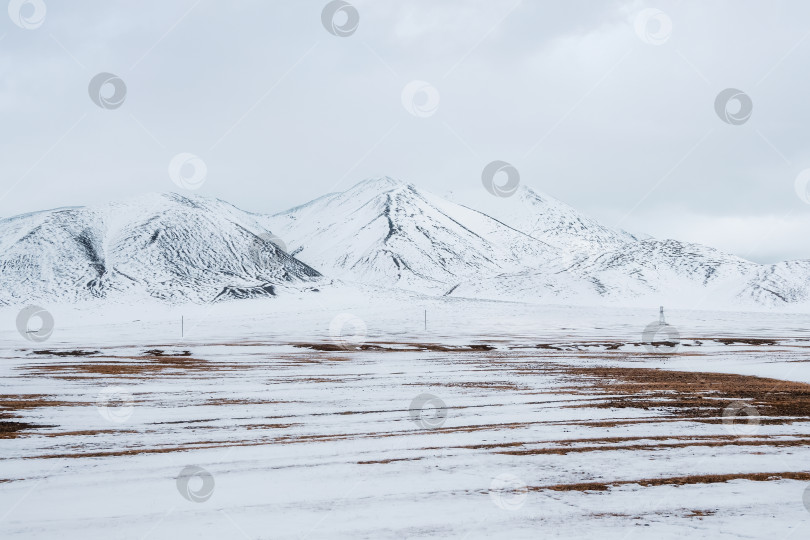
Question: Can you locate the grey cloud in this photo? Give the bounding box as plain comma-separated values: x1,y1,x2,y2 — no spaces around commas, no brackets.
1,0,809,262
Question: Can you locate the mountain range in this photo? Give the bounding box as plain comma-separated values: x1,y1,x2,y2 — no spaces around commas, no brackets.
1,177,808,308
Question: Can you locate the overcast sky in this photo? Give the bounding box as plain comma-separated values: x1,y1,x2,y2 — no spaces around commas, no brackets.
1,0,809,263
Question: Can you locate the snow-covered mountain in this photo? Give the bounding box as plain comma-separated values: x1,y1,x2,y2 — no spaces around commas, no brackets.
451,238,764,307
267,177,557,294
270,178,810,308
1,178,808,308
0,193,321,304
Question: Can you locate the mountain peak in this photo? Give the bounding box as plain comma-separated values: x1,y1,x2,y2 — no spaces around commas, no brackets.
347,176,412,195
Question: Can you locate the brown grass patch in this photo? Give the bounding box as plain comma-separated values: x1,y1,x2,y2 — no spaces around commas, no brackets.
535,342,626,351
291,342,494,353
41,429,138,438
560,366,810,421
0,420,47,439
244,423,295,430
685,509,717,518
0,394,87,437
432,381,529,391
31,350,99,357
533,472,810,492
715,338,779,346
201,398,295,406
357,457,423,465
29,439,265,459
587,512,633,519
495,436,810,455
142,349,191,357
19,352,262,380
0,394,93,410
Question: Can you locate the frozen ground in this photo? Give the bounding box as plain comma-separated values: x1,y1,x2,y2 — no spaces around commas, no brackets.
2,293,810,539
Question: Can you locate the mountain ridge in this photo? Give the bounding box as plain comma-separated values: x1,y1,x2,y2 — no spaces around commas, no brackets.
0,192,322,305
1,178,807,308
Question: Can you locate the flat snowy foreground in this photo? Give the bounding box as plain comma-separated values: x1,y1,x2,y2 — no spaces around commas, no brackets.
2,296,810,539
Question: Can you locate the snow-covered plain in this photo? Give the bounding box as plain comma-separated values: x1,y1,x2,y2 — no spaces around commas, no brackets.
2,294,810,539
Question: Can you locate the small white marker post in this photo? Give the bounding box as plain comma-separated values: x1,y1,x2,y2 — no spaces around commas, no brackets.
181,315,184,338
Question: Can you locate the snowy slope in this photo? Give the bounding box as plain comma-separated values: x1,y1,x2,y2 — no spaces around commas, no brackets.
739,260,810,306
0,193,321,305
449,185,638,254
267,177,558,294
450,239,762,307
